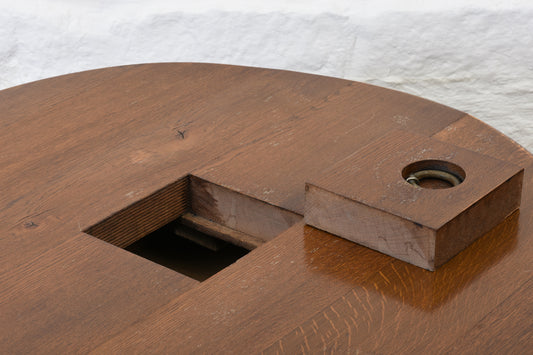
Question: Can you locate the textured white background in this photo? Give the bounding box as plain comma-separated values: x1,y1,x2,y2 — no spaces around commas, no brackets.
1,1,532,151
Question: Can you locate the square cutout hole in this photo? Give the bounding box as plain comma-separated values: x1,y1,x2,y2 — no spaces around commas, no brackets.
125,222,249,281
84,176,300,282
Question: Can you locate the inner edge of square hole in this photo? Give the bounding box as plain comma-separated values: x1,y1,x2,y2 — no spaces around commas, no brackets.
84,175,301,281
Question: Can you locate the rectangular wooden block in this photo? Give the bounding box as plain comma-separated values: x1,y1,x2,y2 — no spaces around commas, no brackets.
305,130,523,270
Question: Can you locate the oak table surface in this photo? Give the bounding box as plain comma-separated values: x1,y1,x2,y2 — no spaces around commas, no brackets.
0,63,531,354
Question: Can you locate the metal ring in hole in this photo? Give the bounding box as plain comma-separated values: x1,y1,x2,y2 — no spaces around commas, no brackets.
406,169,462,187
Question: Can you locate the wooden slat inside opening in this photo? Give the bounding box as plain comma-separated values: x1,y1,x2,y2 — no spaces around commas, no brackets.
84,174,301,251
178,212,263,250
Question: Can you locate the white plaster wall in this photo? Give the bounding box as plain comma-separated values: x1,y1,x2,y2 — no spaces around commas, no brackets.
1,1,532,151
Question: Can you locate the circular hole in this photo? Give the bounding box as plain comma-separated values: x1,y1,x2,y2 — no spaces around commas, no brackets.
402,160,465,189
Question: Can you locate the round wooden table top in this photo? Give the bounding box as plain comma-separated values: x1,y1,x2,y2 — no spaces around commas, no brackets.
0,63,531,353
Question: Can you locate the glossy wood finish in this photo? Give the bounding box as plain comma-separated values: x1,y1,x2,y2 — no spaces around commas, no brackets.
0,63,531,353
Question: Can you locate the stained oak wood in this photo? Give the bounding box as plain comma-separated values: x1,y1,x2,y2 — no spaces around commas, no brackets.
0,63,531,353
305,130,523,270
178,212,264,250
190,175,302,243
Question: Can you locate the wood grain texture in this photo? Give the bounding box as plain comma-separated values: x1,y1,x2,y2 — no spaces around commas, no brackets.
0,63,530,353
0,234,199,354
85,175,190,248
263,210,523,354
305,182,437,270
442,277,533,355
190,175,302,242
305,130,523,270
92,222,395,354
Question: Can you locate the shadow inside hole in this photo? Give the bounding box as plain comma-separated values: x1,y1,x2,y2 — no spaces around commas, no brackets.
126,224,249,282
417,177,455,189
402,159,466,189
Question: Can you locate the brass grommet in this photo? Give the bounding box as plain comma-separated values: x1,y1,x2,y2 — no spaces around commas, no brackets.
407,169,463,187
